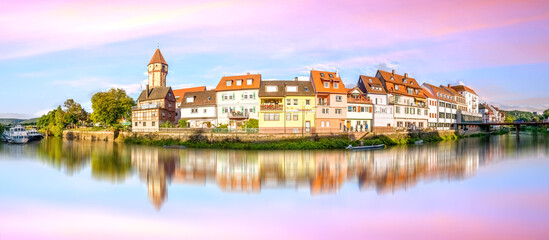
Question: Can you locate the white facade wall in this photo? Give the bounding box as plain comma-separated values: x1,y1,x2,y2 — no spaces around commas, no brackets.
180,106,217,127
347,103,373,132
368,94,393,128
216,90,260,124
391,95,429,129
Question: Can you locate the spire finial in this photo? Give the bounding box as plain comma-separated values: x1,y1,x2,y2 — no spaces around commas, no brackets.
157,42,159,48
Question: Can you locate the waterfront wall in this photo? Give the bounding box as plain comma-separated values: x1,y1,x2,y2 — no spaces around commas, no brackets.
63,128,481,143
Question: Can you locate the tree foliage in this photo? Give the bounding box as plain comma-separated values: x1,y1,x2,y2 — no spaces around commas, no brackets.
178,119,188,128
245,118,259,128
503,110,542,122
63,99,88,127
37,99,89,136
91,88,135,127
544,109,549,119
160,121,175,128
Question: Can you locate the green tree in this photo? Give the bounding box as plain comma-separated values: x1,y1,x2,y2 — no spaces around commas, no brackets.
63,99,88,127
178,119,188,128
544,109,549,119
245,118,259,128
91,88,135,127
160,121,175,128
0,123,4,133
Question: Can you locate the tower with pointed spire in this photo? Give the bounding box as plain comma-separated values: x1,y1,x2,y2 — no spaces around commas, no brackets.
148,48,168,88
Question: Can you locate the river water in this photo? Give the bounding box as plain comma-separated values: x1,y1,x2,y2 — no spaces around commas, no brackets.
0,135,548,239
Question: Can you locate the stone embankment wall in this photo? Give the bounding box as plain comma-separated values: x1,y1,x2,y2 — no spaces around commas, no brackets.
63,129,480,142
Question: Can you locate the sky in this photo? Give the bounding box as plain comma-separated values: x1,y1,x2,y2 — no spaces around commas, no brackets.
0,0,548,118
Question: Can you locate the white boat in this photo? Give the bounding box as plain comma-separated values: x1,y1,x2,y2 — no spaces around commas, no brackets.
346,144,385,150
26,128,44,141
3,125,29,144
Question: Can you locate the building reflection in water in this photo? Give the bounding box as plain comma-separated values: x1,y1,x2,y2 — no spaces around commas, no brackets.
129,136,540,209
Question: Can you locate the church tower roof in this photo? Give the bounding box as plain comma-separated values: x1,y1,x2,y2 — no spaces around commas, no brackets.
149,48,167,65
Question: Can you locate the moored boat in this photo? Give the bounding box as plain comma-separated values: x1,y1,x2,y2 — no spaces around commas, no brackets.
345,144,385,150
3,125,30,144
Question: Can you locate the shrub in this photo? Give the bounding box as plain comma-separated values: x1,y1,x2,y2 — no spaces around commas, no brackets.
178,119,188,128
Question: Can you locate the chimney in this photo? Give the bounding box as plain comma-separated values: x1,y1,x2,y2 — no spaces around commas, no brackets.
247,72,250,75
448,84,451,88
404,73,408,78
294,77,298,81
146,84,150,98
392,69,395,75
336,70,339,77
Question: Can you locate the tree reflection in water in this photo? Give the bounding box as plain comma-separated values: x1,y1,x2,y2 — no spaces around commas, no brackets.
1,135,546,210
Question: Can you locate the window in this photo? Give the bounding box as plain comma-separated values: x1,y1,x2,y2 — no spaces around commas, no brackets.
320,73,325,77
266,86,277,92
360,107,365,112
335,109,342,114
286,86,297,92
204,109,207,113
293,99,298,105
348,106,352,112
369,79,372,83
403,79,407,84
424,110,428,115
143,122,146,126
152,121,155,126
162,113,165,117
324,82,329,88
304,87,309,92
335,96,342,102
439,112,444,118
293,113,298,121
286,99,291,106
396,106,400,113
326,121,330,127
135,122,138,126
191,108,198,113
334,82,339,88
236,80,242,86
322,108,329,114
226,80,232,86
286,113,291,121
395,85,400,90
168,103,171,107
321,121,325,127
329,74,334,78
247,79,253,85
264,113,280,121
186,97,194,103
222,107,228,113
305,99,310,106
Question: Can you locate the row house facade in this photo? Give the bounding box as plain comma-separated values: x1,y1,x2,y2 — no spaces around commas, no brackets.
346,87,373,132
376,70,428,130
173,86,207,121
132,49,177,132
422,83,457,130
357,75,393,132
451,85,483,124
310,70,347,133
214,73,261,130
179,90,217,128
258,80,316,133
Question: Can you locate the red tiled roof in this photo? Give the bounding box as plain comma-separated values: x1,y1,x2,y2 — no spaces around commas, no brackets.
377,70,425,99
358,75,386,94
310,70,347,94
423,83,456,103
149,48,167,65
215,74,261,91
173,86,207,103
421,88,436,99
451,85,478,95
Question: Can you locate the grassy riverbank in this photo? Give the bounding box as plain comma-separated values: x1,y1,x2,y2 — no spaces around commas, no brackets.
123,131,477,150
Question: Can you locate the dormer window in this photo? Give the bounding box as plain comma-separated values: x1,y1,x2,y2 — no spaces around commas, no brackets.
304,87,309,92
226,80,232,86
403,79,407,84
266,85,278,92
236,79,242,86
324,82,329,88
391,77,394,80
247,79,252,85
395,85,400,90
369,79,372,83
208,97,211,101
329,74,334,78
320,73,325,77
334,82,339,89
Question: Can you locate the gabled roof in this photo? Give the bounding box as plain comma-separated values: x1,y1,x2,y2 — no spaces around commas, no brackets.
421,88,436,99
422,83,456,103
346,87,363,94
451,85,478,95
180,90,216,107
173,86,207,103
215,74,261,91
309,70,347,94
376,70,426,99
137,86,173,101
149,48,167,65
358,75,386,94
258,80,314,97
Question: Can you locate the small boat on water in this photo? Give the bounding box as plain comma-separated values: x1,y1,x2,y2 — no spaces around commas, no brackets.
27,128,44,141
163,145,186,149
2,125,29,144
346,144,385,150
415,140,423,145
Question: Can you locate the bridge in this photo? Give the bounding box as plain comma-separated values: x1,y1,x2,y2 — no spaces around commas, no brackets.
456,122,549,135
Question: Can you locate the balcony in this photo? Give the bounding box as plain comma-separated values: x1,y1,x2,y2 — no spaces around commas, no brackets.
132,103,163,110
389,96,427,108
260,104,283,111
227,111,249,120
347,97,372,104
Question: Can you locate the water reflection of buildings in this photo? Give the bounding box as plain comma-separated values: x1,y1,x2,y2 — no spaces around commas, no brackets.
130,140,490,209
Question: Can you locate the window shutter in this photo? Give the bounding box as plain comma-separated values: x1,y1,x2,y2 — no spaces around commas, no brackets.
253,92,256,99
232,93,235,99
253,106,256,113
241,93,244,99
